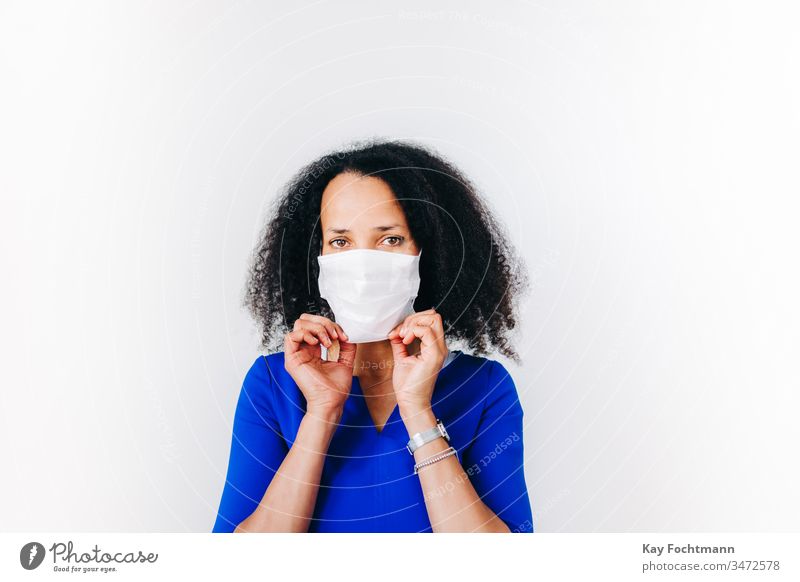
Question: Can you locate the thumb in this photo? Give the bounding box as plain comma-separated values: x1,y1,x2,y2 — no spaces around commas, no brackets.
389,335,409,362
336,339,358,369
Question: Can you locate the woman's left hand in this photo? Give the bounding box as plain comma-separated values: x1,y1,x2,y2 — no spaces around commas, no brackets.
388,308,448,415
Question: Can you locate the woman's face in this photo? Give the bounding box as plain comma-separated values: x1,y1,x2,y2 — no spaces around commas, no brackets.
319,172,419,256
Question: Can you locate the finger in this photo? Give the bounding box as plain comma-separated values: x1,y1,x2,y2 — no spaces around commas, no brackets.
285,330,316,366
401,315,435,335
285,329,302,353
312,323,334,347
404,312,443,336
403,324,422,345
405,323,442,348
400,316,435,344
427,312,445,338
388,324,402,339
397,315,415,337
411,308,436,316
333,322,348,342
298,321,333,347
430,315,447,347
299,313,340,341
288,327,315,348
398,309,437,335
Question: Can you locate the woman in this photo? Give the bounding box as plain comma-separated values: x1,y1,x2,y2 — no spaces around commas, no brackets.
212,139,534,533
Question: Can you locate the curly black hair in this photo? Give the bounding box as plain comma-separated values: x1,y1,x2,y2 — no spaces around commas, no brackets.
243,138,529,363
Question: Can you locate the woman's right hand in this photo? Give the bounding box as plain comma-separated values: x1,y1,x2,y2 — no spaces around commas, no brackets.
283,314,357,415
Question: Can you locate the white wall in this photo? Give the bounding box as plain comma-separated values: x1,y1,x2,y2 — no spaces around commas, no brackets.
1,0,798,532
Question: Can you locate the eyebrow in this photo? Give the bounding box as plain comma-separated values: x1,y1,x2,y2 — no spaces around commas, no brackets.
326,224,403,234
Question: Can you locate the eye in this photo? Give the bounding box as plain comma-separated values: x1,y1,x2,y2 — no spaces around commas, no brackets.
329,238,348,249
382,235,404,247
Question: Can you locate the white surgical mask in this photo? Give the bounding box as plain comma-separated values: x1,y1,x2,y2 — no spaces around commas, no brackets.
317,248,422,343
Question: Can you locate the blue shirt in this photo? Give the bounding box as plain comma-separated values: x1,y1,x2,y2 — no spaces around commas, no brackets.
212,349,534,533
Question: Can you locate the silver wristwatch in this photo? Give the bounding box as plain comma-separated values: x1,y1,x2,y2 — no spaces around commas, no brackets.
406,418,450,454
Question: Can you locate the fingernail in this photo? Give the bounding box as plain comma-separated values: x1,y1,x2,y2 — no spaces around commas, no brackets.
400,326,406,335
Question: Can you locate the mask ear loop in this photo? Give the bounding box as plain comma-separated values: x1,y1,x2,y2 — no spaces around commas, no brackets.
410,248,422,314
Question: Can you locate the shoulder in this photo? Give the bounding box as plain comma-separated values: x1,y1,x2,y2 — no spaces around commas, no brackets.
454,352,523,413
243,352,289,382
241,354,270,386
238,354,280,409
448,351,516,387
444,351,521,404
244,352,300,403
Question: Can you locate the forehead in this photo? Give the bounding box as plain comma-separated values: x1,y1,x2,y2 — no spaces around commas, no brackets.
320,172,406,225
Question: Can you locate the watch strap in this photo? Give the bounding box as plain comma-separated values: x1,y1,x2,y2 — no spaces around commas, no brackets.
406,418,449,454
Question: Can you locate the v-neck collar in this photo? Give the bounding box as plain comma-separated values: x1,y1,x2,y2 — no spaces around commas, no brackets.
350,349,462,436
351,376,399,436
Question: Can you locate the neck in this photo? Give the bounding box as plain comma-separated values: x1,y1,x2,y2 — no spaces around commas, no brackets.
353,339,421,385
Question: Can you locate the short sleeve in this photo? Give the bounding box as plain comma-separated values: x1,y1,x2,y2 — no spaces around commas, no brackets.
212,356,289,532
460,360,534,533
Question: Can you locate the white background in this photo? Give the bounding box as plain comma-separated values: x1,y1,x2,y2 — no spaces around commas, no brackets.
1,0,798,532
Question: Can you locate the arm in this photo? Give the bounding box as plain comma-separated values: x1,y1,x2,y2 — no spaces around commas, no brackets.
388,309,532,532
400,404,513,532
234,406,341,532
233,316,356,532
401,360,532,532
211,354,345,533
